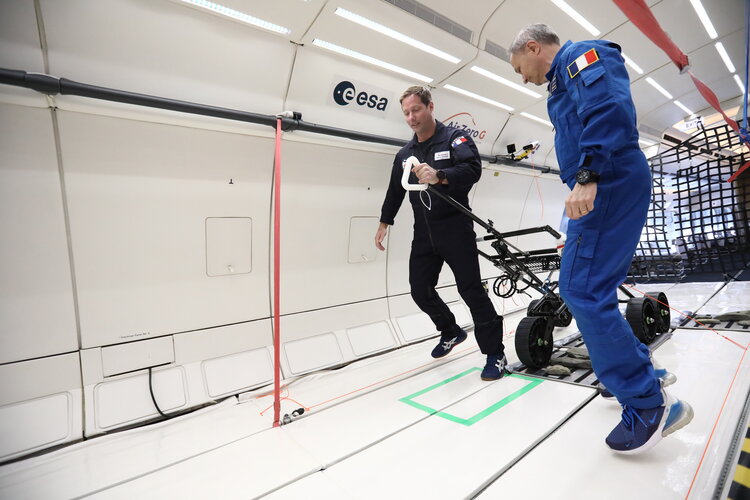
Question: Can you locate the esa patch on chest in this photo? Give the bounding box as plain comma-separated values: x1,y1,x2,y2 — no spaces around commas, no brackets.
567,49,600,79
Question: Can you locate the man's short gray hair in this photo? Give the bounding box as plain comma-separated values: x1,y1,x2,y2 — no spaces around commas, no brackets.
509,24,560,55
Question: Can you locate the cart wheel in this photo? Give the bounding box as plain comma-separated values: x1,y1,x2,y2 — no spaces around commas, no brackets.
527,299,540,316
626,297,658,344
653,292,671,333
554,305,573,327
515,316,554,369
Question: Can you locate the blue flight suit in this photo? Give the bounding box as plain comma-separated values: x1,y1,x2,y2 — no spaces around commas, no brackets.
380,120,504,356
547,40,662,409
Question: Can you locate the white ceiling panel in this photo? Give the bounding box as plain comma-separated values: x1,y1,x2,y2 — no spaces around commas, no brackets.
402,0,508,40
301,0,477,84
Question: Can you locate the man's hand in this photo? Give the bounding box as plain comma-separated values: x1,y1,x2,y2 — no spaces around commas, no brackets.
375,222,389,251
411,162,439,185
566,182,597,220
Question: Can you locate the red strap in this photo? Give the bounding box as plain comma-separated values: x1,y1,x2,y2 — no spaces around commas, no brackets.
688,71,741,134
727,160,750,183
613,0,746,183
612,0,689,71
273,118,282,428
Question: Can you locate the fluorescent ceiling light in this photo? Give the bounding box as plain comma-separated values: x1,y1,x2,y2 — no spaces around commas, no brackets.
621,53,643,74
734,74,745,94
471,66,543,98
520,112,553,127
178,0,290,34
646,77,673,99
673,100,694,116
312,39,432,82
334,8,460,64
550,0,600,36
715,42,735,73
638,138,656,147
689,0,718,39
443,84,514,111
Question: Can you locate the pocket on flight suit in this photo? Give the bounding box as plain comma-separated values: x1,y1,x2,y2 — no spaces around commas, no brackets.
563,229,600,292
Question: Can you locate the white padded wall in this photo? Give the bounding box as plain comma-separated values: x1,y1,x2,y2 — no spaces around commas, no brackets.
57,111,273,348
0,102,78,364
279,140,395,314
0,353,83,462
39,0,293,115
0,0,48,108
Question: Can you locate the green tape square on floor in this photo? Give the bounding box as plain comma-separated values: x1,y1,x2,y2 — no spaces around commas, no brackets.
399,368,543,426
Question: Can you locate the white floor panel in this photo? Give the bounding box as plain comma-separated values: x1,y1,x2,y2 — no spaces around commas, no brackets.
283,350,521,469
479,328,750,499
0,398,270,499
263,471,353,499
322,378,596,499
698,281,750,315
92,427,320,500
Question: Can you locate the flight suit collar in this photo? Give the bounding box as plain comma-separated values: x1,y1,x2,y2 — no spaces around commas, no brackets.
546,40,572,82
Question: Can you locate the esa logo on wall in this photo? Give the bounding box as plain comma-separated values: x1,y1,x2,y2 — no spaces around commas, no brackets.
331,79,390,112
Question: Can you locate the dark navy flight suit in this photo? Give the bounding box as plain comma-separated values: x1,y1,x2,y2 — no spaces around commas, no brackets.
380,120,504,356
547,40,662,409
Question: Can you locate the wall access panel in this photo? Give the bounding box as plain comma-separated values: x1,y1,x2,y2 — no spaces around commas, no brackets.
57,110,273,348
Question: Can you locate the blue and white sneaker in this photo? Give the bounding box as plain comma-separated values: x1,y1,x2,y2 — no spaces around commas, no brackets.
481,354,507,381
430,329,468,358
601,357,677,401
605,389,694,454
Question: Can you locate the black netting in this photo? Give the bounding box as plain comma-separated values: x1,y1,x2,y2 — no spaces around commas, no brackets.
629,121,750,281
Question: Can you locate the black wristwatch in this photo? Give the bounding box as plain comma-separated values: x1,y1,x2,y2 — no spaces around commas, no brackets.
436,169,447,181
575,168,600,185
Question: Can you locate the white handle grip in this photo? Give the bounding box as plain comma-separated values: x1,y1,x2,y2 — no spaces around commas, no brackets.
401,155,428,191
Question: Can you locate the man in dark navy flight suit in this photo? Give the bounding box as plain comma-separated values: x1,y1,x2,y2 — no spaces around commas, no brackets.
374,86,506,381
509,24,693,454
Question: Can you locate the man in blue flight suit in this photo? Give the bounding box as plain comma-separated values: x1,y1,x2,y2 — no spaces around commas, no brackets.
374,86,506,380
509,24,693,454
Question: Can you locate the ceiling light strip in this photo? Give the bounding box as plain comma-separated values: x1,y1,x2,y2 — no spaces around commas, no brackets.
715,42,736,73
621,53,644,74
689,0,718,39
313,39,432,82
646,77,674,99
549,0,600,36
673,100,694,116
334,8,460,63
178,0,291,34
520,111,553,127
443,84,514,111
471,66,543,98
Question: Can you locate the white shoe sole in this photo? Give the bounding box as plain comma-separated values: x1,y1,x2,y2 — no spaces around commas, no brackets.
609,400,694,455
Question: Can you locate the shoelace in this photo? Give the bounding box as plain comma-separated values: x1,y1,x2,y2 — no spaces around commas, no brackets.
442,337,457,350
621,404,646,432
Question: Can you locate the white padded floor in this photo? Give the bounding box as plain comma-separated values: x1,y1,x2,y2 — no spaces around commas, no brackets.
1,281,749,499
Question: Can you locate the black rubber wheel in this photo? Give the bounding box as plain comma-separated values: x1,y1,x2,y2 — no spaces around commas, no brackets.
515,316,554,369
626,297,658,344
527,299,541,316
654,292,671,333
554,305,573,327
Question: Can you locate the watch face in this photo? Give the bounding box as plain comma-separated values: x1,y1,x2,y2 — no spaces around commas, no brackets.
576,169,590,183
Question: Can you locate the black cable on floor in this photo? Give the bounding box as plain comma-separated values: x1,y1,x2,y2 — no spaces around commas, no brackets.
148,367,173,419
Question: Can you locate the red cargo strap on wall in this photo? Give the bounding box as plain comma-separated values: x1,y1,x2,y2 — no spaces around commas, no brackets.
273,117,282,428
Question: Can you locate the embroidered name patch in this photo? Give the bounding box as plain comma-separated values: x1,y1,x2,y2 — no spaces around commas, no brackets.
451,136,468,148
567,48,599,79
434,150,450,161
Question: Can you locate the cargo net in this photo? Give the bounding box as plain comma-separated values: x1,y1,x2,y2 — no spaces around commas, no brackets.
504,253,561,274
630,121,750,281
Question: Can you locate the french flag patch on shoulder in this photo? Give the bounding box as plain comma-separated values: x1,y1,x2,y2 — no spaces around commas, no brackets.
567,48,599,79
451,136,468,148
